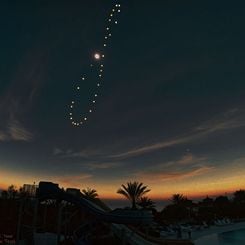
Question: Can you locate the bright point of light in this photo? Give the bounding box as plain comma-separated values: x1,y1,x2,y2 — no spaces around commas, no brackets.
115,21,118,24
94,53,101,60
77,86,80,90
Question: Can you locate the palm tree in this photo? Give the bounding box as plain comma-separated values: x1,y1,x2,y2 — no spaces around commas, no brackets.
170,194,187,205
117,181,150,209
81,187,98,200
137,196,155,210
1,190,8,199
233,189,245,204
7,185,18,199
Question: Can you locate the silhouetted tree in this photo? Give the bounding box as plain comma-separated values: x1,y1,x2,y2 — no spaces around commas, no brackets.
201,196,214,206
170,194,187,205
1,190,8,199
117,181,150,209
81,187,98,200
137,196,156,210
214,195,230,218
7,185,18,199
161,204,189,222
233,190,245,204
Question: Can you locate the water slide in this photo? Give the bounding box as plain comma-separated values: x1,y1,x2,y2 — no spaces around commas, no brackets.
36,182,153,225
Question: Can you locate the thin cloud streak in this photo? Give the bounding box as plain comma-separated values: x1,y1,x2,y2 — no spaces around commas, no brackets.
110,109,245,159
136,166,215,183
8,121,33,141
51,108,245,162
0,120,33,142
58,173,93,187
84,162,121,170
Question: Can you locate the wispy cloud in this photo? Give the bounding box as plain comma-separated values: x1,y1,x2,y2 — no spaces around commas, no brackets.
136,165,215,183
84,162,121,170
58,173,93,187
110,108,245,159
8,121,33,141
51,108,245,161
0,131,8,141
53,147,73,156
174,153,206,166
0,120,33,142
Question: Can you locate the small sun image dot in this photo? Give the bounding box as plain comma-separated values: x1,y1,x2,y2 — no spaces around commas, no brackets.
94,53,101,60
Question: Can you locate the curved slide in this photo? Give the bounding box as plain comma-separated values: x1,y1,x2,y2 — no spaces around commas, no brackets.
36,182,153,225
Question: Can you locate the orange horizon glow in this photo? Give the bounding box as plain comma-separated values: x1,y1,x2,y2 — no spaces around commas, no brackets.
1,165,245,201
0,178,244,201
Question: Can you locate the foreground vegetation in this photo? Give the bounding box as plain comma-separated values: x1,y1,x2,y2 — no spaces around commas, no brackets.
1,182,245,224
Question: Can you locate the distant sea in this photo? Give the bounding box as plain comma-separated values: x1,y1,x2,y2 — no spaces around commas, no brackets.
102,198,169,211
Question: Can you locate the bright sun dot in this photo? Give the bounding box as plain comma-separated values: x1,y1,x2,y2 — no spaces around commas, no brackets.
94,53,101,60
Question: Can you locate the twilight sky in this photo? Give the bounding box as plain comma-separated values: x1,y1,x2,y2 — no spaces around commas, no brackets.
1,0,245,199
